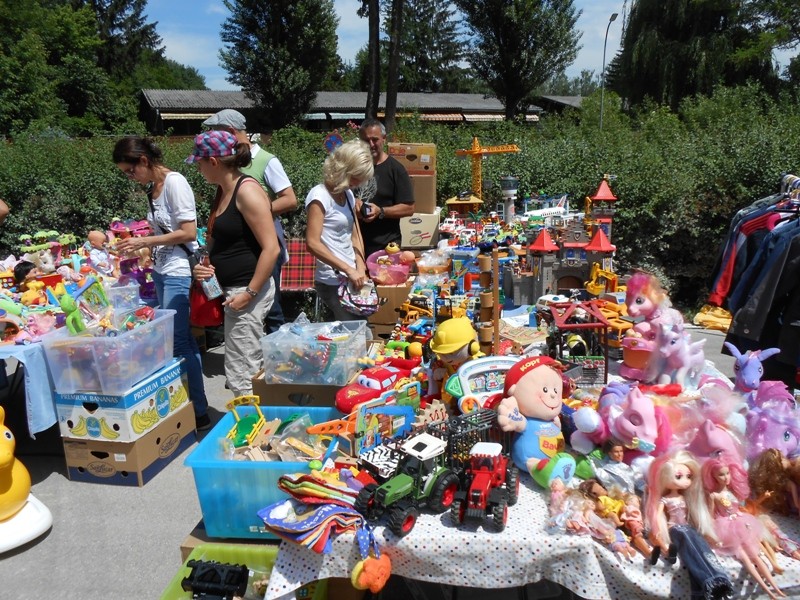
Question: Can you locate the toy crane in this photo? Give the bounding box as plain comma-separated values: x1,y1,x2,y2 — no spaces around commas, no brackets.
455,137,520,200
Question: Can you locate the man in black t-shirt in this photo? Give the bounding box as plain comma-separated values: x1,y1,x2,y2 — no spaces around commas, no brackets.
357,119,415,259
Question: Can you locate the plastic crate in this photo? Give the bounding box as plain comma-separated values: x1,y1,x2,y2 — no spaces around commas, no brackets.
43,309,175,395
104,281,141,311
185,405,341,539
160,543,280,600
260,320,367,386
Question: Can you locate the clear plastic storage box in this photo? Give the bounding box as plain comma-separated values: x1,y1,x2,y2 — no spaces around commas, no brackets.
104,281,141,311
185,405,340,539
259,319,367,385
43,309,175,395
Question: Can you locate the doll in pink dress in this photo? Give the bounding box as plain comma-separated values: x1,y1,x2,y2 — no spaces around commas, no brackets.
701,458,785,599
645,450,733,599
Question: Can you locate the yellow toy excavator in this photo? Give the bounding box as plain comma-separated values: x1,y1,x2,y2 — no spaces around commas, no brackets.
584,262,626,296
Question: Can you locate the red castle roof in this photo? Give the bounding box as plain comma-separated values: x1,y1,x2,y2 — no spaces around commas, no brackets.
528,229,559,253
590,179,617,202
585,228,616,253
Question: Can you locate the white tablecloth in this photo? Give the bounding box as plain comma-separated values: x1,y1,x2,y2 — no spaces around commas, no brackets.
265,474,800,600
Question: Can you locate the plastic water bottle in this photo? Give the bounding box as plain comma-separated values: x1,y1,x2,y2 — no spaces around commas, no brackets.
198,250,223,299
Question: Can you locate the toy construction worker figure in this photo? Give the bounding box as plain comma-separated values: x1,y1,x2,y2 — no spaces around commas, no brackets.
428,317,483,410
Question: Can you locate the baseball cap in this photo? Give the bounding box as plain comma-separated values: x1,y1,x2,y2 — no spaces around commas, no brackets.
185,130,238,163
203,109,247,131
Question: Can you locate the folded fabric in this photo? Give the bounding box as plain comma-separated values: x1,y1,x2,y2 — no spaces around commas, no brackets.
258,498,365,553
278,471,360,508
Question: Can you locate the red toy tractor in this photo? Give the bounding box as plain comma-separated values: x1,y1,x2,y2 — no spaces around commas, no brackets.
451,441,519,531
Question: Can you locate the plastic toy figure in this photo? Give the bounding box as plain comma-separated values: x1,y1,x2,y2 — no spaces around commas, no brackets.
0,406,31,521
645,450,733,600
621,271,684,383
428,317,483,406
749,449,800,515
619,493,652,557
588,441,638,494
85,230,115,276
723,342,781,406
701,457,785,599
745,391,800,463
578,478,625,527
658,323,706,387
496,356,576,487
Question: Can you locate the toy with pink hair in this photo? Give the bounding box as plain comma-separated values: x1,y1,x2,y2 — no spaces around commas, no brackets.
701,457,785,599
571,383,672,476
621,271,691,385
645,450,733,599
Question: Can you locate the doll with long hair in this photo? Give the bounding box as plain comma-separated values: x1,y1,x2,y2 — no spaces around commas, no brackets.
701,458,785,599
749,448,800,515
645,450,733,600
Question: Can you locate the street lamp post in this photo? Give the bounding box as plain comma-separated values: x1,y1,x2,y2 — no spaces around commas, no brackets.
599,12,618,131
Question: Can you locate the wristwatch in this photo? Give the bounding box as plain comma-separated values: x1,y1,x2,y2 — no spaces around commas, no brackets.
378,206,385,220
244,287,258,297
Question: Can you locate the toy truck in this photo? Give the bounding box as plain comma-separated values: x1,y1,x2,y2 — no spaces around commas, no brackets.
451,441,519,531
355,432,460,537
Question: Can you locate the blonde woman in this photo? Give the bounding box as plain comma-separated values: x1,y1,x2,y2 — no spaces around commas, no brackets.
187,130,280,396
305,140,374,321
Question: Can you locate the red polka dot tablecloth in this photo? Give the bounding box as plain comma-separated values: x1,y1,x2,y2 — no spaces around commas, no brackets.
264,473,800,600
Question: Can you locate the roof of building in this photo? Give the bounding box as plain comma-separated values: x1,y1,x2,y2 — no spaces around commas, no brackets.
590,179,618,201
528,229,559,253
537,95,584,110
585,228,616,253
141,90,543,121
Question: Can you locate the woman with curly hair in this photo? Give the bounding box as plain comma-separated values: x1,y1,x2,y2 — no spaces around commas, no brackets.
305,139,374,321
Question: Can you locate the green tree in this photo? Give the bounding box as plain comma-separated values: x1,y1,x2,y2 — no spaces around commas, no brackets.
541,69,599,96
454,0,582,120
360,0,381,117
610,0,777,110
69,0,162,81
386,0,467,93
739,0,800,82
220,0,340,129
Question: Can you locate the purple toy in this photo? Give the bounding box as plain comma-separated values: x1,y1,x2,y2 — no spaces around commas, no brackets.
723,342,780,406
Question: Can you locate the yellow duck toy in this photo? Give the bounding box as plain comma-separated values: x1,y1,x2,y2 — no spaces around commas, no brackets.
0,406,31,521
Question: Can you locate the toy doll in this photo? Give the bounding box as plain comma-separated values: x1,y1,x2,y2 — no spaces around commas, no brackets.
496,356,576,486
701,457,785,599
86,230,115,276
748,448,800,515
588,441,639,494
620,493,652,557
645,450,733,600
578,478,624,527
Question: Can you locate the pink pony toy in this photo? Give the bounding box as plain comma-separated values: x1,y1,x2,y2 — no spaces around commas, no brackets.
686,419,745,469
745,390,800,462
571,385,672,472
620,272,684,383
658,324,706,387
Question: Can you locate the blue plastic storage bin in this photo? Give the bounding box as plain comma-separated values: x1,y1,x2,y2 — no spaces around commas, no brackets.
185,405,341,539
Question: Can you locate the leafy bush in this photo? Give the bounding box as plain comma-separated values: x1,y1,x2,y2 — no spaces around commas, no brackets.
1,83,797,310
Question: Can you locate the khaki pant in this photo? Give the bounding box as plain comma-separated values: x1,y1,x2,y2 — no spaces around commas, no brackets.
223,283,275,396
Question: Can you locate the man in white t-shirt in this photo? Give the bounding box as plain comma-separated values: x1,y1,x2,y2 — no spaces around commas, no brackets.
203,109,298,333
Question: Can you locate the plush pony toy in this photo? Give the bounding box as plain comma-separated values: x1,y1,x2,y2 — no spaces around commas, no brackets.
571,383,672,477
496,356,576,487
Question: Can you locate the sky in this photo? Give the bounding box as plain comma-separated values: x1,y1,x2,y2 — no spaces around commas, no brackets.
144,0,794,91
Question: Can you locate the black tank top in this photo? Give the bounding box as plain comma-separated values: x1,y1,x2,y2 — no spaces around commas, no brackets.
209,176,262,287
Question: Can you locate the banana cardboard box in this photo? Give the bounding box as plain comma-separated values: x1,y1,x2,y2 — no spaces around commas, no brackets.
63,402,195,487
55,358,188,443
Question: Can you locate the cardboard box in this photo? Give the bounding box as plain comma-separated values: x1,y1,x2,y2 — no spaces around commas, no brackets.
388,142,437,174
401,207,441,249
55,359,188,443
252,369,341,407
368,276,415,325
410,173,437,214
63,402,195,486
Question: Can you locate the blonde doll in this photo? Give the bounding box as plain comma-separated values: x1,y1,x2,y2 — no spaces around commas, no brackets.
645,450,733,600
